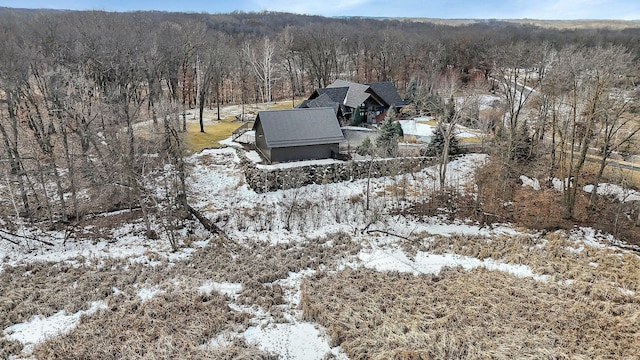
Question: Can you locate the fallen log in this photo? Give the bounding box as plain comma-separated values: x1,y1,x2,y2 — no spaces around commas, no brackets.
365,229,412,241
186,204,228,241
0,228,55,246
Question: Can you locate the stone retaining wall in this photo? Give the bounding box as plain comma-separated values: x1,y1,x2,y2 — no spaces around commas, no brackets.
238,151,436,193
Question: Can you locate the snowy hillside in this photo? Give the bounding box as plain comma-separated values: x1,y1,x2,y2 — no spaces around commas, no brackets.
1,147,639,359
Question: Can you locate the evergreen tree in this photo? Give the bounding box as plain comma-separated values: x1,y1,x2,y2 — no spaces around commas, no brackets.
356,136,374,156
376,108,403,157
423,125,460,157
511,121,533,162
351,107,362,126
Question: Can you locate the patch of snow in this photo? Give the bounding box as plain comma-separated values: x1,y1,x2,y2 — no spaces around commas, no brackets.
456,129,480,138
520,175,541,190
356,247,549,281
245,150,263,163
94,208,134,217
242,322,348,360
566,245,585,254
618,287,635,296
583,183,640,202
570,228,609,249
418,219,518,238
204,332,239,348
399,119,435,142
399,119,481,141
552,178,565,191
478,94,502,110
198,281,243,298
341,126,375,132
273,269,316,307
3,301,107,354
228,303,270,320
234,130,256,145
137,286,162,301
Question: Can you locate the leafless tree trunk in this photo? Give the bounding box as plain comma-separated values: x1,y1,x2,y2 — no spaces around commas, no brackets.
492,42,540,161
245,37,276,104
547,46,632,219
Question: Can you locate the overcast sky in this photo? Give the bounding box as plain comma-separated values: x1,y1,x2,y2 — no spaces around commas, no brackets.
2,0,639,20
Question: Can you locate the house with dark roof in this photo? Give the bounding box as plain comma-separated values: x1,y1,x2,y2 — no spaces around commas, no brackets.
297,93,345,119
252,107,344,163
299,80,405,124
366,81,406,121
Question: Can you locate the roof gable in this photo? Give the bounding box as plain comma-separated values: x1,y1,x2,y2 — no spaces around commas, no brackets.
366,81,405,107
253,107,344,148
327,80,370,108
306,93,341,115
315,87,349,103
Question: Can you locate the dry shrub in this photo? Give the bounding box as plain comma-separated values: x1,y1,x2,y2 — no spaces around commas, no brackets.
420,231,640,297
398,190,478,221
301,265,640,359
0,259,161,330
206,338,277,360
0,338,23,359
508,182,640,244
187,231,360,285
469,156,640,245
237,280,285,309
510,187,570,230
33,291,256,359
474,157,520,217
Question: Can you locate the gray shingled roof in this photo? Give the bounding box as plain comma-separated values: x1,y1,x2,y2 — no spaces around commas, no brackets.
327,80,370,109
367,81,405,107
315,87,349,103
306,93,341,115
253,107,344,148
296,94,340,116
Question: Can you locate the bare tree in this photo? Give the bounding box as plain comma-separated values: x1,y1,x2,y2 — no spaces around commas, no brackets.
491,42,540,161
0,32,32,220
430,72,473,190
295,24,340,88
196,32,231,131
548,46,635,219
586,48,639,207
279,26,305,107
245,37,276,104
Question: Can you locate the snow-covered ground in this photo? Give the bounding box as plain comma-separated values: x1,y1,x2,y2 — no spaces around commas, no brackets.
399,117,483,143
520,175,640,203
3,301,107,354
584,183,640,202
1,145,638,359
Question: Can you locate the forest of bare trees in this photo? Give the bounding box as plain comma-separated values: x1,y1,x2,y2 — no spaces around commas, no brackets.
0,8,639,236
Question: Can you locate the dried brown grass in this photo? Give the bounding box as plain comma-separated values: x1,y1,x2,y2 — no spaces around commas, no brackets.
301,260,640,359
302,229,640,359
0,253,280,358
187,231,360,286
0,259,159,329
32,290,261,359
422,232,640,297
1,231,359,358
0,338,23,359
